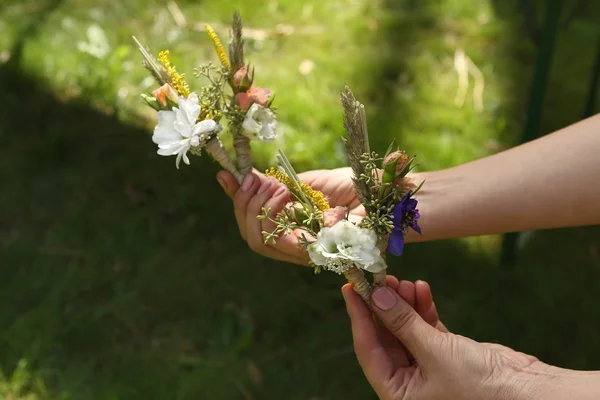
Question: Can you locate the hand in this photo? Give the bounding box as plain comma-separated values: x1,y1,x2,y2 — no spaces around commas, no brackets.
216,168,364,265
343,279,554,400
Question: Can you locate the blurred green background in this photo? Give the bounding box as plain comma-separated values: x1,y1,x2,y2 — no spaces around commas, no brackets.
1,0,599,398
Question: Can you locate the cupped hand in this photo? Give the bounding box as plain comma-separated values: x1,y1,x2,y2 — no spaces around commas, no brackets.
216,168,363,265
344,280,552,400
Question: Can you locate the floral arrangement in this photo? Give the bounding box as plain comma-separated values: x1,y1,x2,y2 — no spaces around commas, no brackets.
261,87,423,301
133,11,276,183
134,12,422,302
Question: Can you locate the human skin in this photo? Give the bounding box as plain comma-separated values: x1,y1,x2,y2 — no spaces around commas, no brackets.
217,113,600,265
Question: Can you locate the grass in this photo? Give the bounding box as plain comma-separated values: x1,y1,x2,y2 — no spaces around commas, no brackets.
1,0,600,398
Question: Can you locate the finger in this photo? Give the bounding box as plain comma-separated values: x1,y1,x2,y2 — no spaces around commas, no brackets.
245,178,277,250
254,186,308,265
370,286,441,365
376,276,413,369
385,275,400,292
397,280,416,308
261,190,310,262
415,280,449,333
233,174,262,240
216,170,239,200
342,284,395,385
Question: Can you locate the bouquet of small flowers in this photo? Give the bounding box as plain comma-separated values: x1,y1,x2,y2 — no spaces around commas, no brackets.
134,12,422,302
133,11,276,183
260,87,423,301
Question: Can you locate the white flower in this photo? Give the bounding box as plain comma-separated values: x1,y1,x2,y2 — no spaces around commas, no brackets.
307,220,386,274
241,103,277,141
152,93,218,168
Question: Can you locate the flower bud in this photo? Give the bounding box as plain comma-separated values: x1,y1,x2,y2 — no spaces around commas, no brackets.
382,150,409,184
233,66,254,92
152,84,179,107
141,93,163,111
236,87,274,111
247,87,273,107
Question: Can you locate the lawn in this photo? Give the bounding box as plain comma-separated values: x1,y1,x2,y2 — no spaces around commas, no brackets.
1,0,600,399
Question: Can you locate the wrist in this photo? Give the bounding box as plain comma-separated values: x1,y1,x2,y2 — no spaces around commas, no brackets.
536,366,600,400
497,362,600,400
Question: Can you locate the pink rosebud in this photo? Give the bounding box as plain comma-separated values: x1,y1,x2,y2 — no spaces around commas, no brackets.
233,66,247,85
323,206,348,228
247,87,273,107
233,66,254,91
152,84,179,107
235,92,253,111
382,150,409,184
236,87,274,111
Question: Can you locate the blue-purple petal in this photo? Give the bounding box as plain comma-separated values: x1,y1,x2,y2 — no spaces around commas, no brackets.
388,231,405,256
411,222,422,236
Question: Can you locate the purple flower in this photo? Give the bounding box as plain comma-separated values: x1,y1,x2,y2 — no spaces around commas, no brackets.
388,191,421,256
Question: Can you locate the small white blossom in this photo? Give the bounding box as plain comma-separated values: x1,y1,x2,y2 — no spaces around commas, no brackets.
241,103,277,141
152,93,217,168
307,220,386,274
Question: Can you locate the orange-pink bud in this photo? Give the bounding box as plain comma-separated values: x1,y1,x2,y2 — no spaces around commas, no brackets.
152,84,179,107
233,66,248,86
236,87,274,111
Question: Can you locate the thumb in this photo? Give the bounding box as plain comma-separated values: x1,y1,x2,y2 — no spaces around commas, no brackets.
216,170,240,200
371,286,440,363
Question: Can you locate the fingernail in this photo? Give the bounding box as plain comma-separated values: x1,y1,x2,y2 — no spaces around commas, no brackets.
257,179,273,194
241,174,255,192
274,185,287,197
372,287,397,311
216,177,228,191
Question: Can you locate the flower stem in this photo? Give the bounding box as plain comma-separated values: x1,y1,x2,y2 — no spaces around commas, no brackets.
372,271,387,287
206,136,244,184
344,266,371,303
233,128,253,176
373,236,389,287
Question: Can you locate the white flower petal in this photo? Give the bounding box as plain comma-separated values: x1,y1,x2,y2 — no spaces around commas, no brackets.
307,219,384,272
152,111,179,144
241,104,278,141
192,119,217,135
177,94,201,126
182,150,190,165
174,108,193,138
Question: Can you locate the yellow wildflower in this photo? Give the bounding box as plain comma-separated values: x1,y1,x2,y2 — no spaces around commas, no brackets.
158,50,190,98
266,168,330,212
205,25,231,70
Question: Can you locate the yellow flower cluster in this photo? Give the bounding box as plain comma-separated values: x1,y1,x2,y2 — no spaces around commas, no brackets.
205,25,231,70
265,168,330,212
158,50,190,98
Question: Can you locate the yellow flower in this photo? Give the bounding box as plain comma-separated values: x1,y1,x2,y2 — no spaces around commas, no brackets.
205,25,231,70
266,168,330,212
158,50,190,98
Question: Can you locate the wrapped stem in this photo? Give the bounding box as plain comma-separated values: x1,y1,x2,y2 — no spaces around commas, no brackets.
373,236,389,287
233,129,252,176
372,270,387,287
344,266,371,303
206,136,244,184
228,12,253,177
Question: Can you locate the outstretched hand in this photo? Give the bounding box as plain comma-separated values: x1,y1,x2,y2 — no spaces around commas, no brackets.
217,168,365,265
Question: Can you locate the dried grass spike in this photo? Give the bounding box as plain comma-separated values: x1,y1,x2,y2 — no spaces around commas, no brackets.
229,10,246,72
132,35,171,85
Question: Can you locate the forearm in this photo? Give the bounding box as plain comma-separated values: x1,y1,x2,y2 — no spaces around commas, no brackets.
545,368,600,400
517,366,600,400
409,114,600,242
